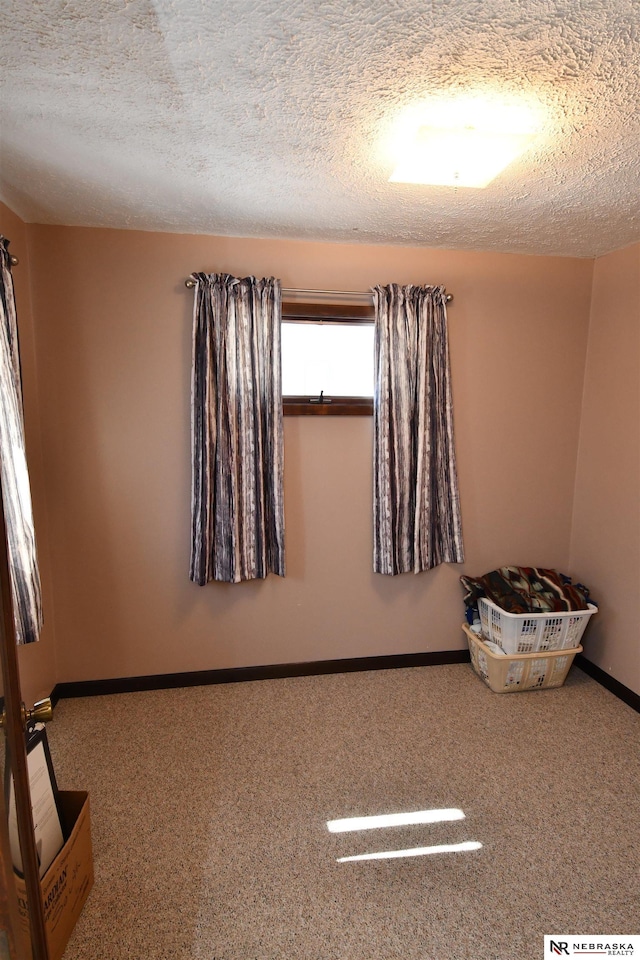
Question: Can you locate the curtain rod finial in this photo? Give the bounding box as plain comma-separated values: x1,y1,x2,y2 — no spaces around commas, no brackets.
185,277,196,288
9,255,19,266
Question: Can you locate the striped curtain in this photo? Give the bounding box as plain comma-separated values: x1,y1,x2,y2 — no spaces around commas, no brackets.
373,283,464,575
190,274,285,584
0,237,43,643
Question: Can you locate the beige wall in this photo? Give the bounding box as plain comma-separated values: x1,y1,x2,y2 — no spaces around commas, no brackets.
21,224,594,683
4,209,637,697
0,202,57,703
570,242,640,696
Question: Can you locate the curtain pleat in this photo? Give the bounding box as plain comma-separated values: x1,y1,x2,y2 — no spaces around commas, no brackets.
190,274,285,584
373,283,464,575
0,237,43,643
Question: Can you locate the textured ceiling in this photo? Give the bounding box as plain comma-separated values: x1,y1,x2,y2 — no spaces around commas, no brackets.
0,0,639,257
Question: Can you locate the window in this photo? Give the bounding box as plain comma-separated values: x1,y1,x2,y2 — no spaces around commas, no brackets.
281,302,374,415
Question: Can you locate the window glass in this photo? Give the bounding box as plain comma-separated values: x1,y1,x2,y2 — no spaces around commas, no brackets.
281,321,374,398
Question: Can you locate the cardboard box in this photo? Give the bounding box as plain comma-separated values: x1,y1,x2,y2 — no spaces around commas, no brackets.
14,791,93,960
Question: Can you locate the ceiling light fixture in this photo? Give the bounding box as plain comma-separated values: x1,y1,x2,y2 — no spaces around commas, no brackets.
387,95,540,189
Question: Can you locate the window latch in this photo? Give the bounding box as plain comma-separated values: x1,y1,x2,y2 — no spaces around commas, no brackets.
309,391,332,404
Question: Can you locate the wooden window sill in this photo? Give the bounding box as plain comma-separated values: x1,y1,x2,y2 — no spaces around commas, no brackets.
283,397,373,416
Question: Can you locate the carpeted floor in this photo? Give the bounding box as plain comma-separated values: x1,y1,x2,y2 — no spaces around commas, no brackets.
47,662,640,960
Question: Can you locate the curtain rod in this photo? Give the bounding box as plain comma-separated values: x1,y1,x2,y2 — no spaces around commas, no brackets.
184,279,453,303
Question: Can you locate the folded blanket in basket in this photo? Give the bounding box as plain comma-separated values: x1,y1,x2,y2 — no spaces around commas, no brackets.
461,566,592,619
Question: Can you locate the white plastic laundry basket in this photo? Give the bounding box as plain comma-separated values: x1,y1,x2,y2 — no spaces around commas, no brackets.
477,598,597,655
